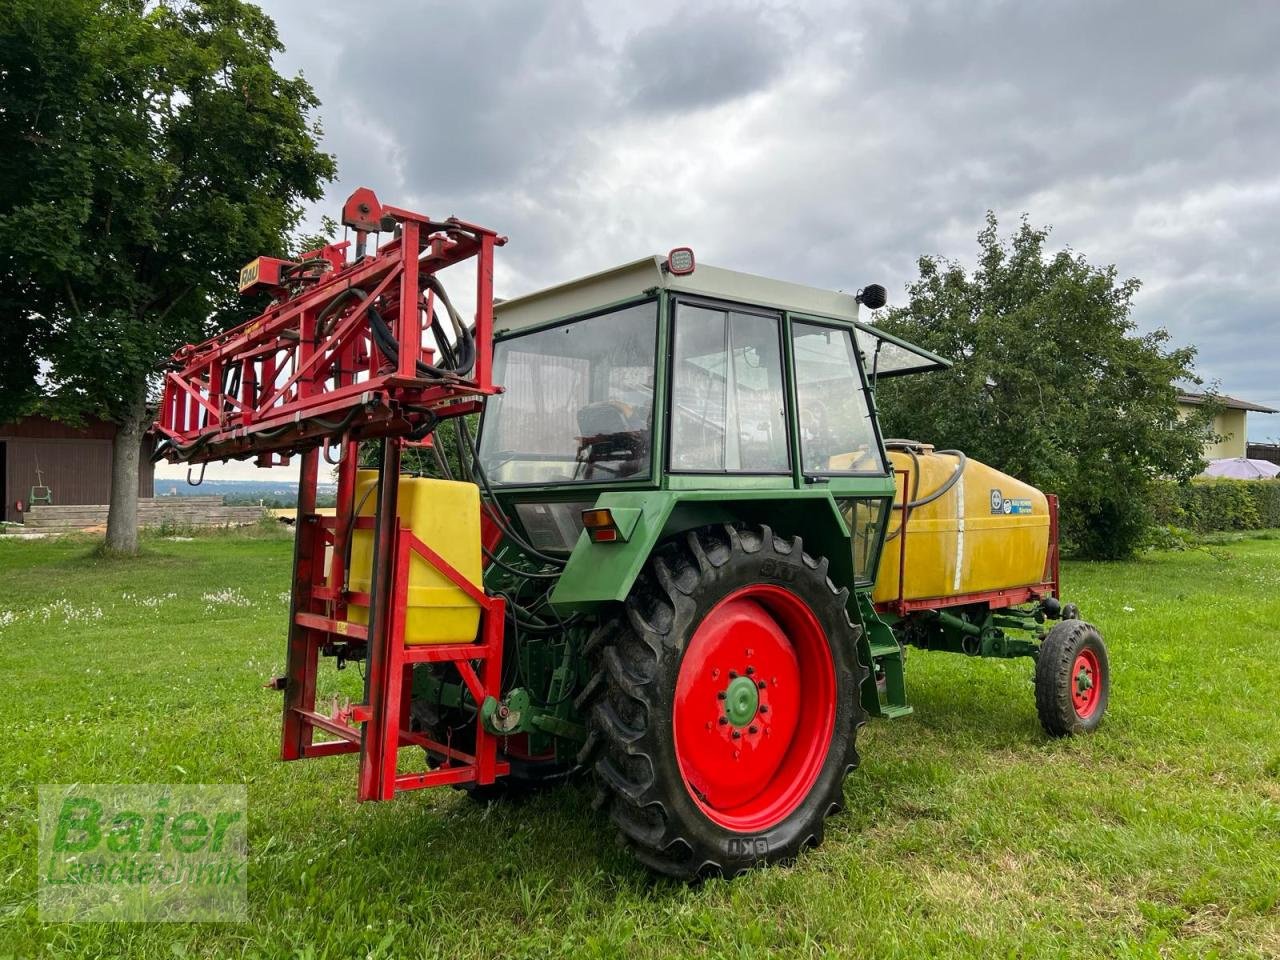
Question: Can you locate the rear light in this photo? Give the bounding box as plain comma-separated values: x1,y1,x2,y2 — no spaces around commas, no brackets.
581,505,641,544
582,508,621,543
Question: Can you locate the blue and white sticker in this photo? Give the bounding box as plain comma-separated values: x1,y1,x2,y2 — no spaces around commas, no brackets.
990,488,1033,515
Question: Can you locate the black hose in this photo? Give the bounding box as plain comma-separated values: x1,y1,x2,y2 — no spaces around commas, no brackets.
362,273,474,380
483,546,563,580
885,441,967,510
321,280,472,381
458,416,567,568
881,441,969,544
429,439,453,480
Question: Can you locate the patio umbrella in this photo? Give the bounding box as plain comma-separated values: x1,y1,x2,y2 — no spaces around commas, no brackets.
1200,457,1280,479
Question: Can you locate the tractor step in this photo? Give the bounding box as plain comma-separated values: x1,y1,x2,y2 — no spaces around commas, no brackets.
861,597,913,720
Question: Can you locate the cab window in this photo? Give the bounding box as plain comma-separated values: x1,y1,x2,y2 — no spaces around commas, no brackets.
670,304,789,473
791,321,884,474
479,300,658,484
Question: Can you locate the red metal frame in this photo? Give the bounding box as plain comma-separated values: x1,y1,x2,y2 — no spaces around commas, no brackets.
875,483,1062,617
154,189,512,801
279,438,510,800
154,190,505,466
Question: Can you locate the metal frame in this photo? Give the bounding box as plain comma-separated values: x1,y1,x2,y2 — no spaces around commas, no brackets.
156,191,512,802
154,196,504,466
279,438,510,800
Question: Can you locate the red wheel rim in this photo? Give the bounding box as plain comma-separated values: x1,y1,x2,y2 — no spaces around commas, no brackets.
1071,648,1101,718
672,584,836,832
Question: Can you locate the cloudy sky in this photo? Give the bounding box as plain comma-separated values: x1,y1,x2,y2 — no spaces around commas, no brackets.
158,0,1280,482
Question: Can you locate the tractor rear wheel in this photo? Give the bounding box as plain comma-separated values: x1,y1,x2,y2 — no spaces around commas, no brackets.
1035,619,1110,736
581,524,866,879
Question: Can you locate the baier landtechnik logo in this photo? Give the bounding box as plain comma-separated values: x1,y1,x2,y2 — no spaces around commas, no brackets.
38,784,247,922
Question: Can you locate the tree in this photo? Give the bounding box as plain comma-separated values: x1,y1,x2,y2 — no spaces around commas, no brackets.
875,214,1213,559
0,0,335,553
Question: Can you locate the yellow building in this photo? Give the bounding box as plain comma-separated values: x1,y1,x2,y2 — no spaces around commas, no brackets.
1177,391,1277,460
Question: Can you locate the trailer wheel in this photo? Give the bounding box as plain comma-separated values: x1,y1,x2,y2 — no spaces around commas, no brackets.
581,524,866,879
1035,619,1109,736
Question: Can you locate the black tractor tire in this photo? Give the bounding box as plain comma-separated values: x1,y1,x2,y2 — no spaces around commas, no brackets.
1035,619,1110,737
411,664,571,803
579,523,867,879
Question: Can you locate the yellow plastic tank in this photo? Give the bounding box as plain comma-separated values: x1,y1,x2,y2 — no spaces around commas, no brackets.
872,445,1050,604
344,471,482,644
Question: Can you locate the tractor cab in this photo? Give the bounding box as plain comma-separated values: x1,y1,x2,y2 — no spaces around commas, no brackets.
478,253,948,568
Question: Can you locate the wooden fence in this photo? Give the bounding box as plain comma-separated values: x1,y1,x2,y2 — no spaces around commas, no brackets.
14,497,266,532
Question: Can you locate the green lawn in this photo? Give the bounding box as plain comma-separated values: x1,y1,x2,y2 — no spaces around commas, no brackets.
1,530,1278,959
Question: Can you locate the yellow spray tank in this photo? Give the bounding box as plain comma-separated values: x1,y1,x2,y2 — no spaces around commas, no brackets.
342,471,482,644
872,443,1051,604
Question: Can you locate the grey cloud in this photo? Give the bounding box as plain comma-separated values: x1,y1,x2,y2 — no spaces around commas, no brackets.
256,0,1280,440
619,6,791,112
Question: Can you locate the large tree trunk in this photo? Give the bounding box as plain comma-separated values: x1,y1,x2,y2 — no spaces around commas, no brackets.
104,381,149,555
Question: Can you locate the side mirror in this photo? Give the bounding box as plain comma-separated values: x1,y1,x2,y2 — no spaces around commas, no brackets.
856,284,887,310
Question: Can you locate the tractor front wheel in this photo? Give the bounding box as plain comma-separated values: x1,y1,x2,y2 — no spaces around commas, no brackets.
1035,619,1110,736
581,524,866,879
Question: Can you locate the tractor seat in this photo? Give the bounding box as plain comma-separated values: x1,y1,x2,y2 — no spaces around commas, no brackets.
577,400,636,437
576,401,648,479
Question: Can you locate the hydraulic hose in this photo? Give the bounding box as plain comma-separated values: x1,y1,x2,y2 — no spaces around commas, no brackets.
321,277,474,380
881,440,968,543
884,440,967,510
457,416,568,569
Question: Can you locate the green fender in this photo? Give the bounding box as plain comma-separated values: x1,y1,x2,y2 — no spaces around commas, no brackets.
550,488,858,611
549,488,884,711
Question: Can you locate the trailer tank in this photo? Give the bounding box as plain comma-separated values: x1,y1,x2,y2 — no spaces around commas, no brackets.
872,444,1050,604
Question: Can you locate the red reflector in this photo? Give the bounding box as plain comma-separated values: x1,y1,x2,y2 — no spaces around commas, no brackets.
590,528,618,543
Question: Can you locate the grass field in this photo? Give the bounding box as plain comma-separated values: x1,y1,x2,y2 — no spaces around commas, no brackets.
1,529,1278,959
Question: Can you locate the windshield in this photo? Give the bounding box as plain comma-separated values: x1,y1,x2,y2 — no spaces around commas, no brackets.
479,300,658,485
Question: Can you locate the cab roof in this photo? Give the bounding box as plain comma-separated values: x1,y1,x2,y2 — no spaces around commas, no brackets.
493,256,950,378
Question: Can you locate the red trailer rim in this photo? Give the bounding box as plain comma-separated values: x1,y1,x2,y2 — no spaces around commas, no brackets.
672,584,836,832
1071,648,1101,718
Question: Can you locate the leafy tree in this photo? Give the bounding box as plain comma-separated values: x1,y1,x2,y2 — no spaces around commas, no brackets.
875,214,1213,559
0,0,334,553
355,416,480,482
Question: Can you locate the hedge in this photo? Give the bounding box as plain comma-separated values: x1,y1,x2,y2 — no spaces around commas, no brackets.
1151,479,1280,533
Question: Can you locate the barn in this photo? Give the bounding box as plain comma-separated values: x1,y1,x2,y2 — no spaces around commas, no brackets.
0,416,154,523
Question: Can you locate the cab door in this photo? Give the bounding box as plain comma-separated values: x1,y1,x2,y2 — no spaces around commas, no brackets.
787,317,891,585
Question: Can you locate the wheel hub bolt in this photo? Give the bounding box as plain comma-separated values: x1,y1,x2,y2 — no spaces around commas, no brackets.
748,725,759,734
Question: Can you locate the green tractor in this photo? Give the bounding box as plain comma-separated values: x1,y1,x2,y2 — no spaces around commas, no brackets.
417,252,1109,878
157,196,1107,880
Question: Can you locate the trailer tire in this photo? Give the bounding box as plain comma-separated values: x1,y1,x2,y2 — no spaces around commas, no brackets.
1035,619,1109,736
583,523,866,879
